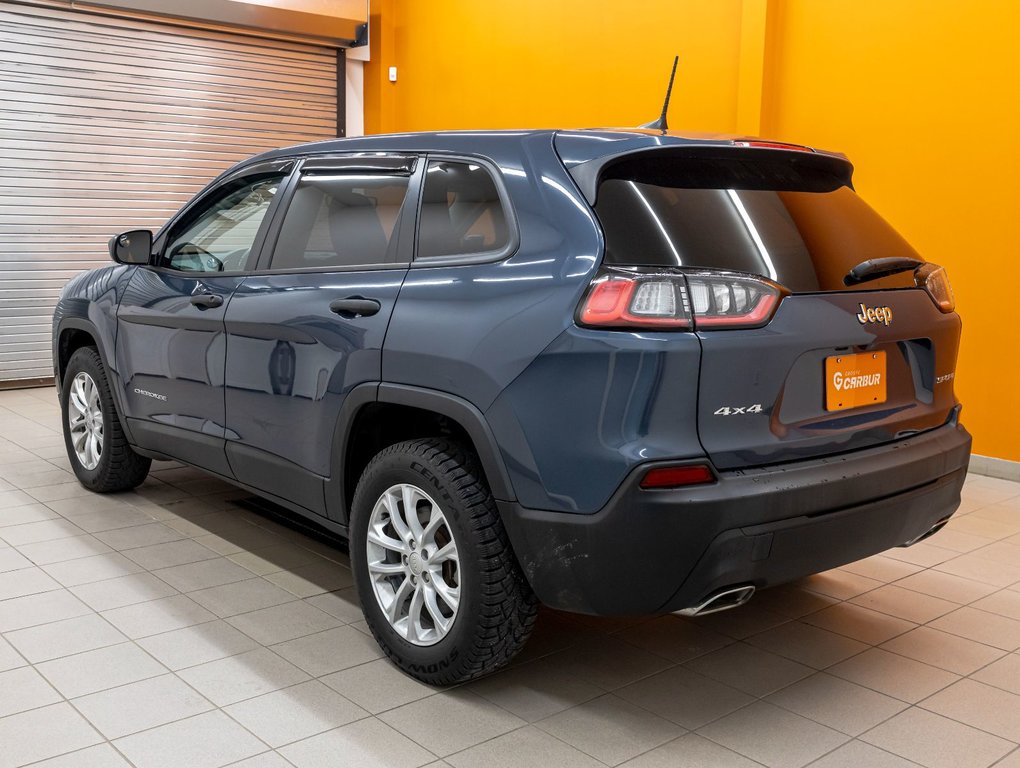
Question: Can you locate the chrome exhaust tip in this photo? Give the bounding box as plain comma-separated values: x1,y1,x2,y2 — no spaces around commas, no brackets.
674,584,756,617
901,516,952,547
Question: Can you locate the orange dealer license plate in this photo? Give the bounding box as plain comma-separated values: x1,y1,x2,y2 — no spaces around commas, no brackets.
825,351,887,411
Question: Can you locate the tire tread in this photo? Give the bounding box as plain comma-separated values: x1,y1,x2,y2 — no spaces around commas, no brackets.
63,346,150,493
353,437,538,684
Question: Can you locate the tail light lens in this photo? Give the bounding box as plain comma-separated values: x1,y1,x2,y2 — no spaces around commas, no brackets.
578,268,784,330
578,271,691,328
686,272,784,328
915,264,955,313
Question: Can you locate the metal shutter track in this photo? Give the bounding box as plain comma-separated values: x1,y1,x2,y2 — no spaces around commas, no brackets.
0,2,338,381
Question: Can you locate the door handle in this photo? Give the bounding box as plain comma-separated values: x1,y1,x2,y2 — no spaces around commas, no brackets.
329,297,381,318
190,293,223,309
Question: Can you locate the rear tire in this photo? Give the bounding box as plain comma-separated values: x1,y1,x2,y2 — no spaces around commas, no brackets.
61,346,151,492
350,437,538,684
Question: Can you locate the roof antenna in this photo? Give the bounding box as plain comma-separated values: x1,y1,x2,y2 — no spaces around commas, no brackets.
640,55,679,133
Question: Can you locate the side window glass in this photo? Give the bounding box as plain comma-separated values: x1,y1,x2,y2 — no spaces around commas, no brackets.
164,173,285,273
418,160,509,259
270,172,410,270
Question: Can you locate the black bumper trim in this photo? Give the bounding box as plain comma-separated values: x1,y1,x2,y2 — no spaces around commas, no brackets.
498,422,971,615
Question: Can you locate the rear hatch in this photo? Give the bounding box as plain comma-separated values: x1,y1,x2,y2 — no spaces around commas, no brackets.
580,145,961,470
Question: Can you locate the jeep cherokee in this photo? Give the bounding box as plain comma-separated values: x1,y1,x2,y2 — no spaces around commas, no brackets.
53,129,971,683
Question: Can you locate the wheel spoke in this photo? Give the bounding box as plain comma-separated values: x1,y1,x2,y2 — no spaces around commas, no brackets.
431,573,460,611
421,505,445,547
385,490,414,545
423,587,451,634
406,584,425,642
368,559,404,576
387,576,413,624
432,540,458,564
69,380,87,414
85,377,98,410
367,525,406,555
402,485,425,541
86,431,99,467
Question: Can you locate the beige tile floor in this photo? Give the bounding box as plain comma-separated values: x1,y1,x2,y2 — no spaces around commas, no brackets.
1,386,1019,768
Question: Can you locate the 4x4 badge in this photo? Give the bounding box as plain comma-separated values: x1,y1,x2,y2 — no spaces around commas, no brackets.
857,303,892,326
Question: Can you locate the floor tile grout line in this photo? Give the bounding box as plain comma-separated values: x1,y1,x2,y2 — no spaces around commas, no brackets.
994,744,1020,767
3,699,109,766
15,636,162,677
28,638,169,696
805,737,929,768
513,719,622,767
60,660,210,742
88,703,275,763
690,705,851,768
622,728,772,768
869,634,1007,678
530,710,635,767
215,687,375,754
912,696,1020,749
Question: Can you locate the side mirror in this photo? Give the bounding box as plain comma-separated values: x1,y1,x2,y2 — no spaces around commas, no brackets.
109,230,153,264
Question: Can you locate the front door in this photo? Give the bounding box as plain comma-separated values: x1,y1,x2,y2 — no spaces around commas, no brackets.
222,155,418,516
116,165,290,475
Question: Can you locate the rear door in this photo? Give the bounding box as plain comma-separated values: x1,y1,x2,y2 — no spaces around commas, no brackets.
116,163,290,474
591,149,961,470
222,155,418,515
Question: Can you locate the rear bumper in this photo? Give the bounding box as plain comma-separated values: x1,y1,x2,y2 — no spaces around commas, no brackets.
498,419,972,615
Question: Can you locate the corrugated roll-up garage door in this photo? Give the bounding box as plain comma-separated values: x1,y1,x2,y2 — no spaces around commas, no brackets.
0,1,339,382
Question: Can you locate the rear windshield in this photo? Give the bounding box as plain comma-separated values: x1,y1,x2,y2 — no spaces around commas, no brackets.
593,155,921,292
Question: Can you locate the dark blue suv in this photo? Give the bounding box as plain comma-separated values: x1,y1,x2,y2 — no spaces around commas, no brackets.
53,129,971,683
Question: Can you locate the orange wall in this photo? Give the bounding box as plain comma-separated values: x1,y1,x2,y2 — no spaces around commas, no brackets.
760,0,1020,462
364,0,1020,462
366,0,746,134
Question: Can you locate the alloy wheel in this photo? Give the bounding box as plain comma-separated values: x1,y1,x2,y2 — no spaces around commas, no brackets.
67,371,104,470
365,483,461,646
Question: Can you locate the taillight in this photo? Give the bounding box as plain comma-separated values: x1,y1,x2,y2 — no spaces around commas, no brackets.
578,267,783,330
578,271,691,328
915,264,955,313
685,272,784,328
640,464,715,489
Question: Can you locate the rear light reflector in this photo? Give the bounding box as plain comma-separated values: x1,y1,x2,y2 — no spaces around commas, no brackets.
914,264,955,313
578,267,784,330
640,464,715,489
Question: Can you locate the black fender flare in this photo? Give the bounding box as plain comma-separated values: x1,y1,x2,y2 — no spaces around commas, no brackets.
55,317,134,443
378,383,515,503
325,382,516,523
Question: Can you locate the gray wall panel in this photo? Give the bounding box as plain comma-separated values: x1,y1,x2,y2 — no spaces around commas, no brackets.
0,1,338,381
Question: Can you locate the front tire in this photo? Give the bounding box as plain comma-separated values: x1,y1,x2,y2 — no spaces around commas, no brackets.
350,438,538,684
61,346,151,492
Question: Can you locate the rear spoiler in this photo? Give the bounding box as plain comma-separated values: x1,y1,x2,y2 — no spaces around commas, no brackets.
568,145,855,206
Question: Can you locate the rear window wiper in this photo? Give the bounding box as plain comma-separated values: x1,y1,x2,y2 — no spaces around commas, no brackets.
844,257,924,286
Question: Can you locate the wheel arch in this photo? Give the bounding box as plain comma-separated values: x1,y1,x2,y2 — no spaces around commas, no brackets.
56,319,101,387
55,318,133,442
327,383,516,524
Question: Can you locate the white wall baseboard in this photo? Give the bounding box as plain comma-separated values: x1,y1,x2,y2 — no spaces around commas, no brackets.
969,454,1020,482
